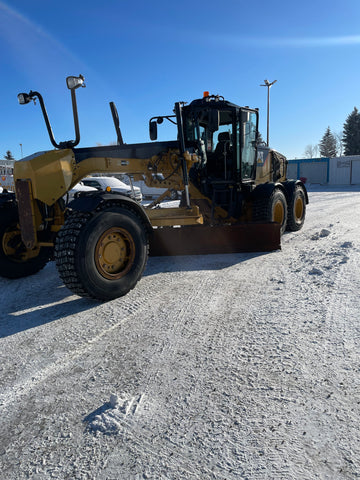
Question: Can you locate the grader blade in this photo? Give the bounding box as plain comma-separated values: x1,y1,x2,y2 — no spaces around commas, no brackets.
149,222,281,256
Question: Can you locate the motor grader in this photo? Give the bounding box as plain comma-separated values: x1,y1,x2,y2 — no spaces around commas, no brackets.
0,75,307,300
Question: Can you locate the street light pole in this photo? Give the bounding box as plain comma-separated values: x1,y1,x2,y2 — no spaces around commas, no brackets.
260,79,277,146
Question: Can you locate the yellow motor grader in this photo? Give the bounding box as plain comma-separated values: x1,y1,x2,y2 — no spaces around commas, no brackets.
0,75,307,300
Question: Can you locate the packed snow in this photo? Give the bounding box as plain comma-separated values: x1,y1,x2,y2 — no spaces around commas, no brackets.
0,185,360,479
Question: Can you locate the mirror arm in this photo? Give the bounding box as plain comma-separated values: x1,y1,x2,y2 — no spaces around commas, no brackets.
23,86,82,149
69,87,81,147
29,91,60,149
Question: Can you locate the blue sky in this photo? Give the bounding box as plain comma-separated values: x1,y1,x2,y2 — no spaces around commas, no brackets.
1,0,360,160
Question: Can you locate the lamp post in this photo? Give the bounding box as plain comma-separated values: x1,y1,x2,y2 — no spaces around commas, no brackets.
260,79,277,146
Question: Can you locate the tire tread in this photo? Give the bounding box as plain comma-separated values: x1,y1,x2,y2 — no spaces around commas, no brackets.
55,201,149,300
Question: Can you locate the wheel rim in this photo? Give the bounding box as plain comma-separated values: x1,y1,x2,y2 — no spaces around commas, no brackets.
294,196,304,221
2,227,40,262
273,200,285,224
95,227,136,280
3,229,21,257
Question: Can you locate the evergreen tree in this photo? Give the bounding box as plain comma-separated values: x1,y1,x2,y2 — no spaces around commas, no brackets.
4,150,15,161
319,127,337,157
343,107,360,155
257,131,266,145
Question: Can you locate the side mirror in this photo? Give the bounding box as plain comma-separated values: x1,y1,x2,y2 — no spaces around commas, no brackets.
149,120,158,141
66,74,85,90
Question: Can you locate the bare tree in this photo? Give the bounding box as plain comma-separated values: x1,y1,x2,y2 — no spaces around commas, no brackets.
335,131,344,157
304,144,319,158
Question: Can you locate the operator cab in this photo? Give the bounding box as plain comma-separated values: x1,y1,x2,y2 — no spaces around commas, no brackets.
180,95,259,215
148,93,260,216
182,94,259,186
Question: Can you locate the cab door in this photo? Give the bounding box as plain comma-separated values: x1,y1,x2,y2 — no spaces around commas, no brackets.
238,109,258,181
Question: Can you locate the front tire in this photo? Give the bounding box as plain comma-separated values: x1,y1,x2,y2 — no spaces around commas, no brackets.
253,189,288,235
55,206,149,300
0,205,51,279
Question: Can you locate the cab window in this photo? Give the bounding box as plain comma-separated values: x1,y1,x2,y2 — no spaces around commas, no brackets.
239,110,257,180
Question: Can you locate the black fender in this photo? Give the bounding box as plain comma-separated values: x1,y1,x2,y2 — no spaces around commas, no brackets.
0,191,17,208
281,180,309,205
249,182,286,201
68,191,152,233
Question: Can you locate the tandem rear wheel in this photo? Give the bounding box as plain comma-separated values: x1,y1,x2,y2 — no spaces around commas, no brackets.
286,185,306,231
55,206,149,301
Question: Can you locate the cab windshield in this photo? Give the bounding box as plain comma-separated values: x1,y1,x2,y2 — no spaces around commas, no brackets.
184,108,233,154
184,106,258,181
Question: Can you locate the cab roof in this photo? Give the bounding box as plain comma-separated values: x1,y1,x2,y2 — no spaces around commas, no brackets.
185,96,251,111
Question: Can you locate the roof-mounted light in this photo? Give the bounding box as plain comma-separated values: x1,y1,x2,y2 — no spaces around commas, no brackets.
66,74,85,90
17,93,32,105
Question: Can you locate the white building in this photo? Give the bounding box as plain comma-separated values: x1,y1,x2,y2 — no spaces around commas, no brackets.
0,159,15,190
287,155,360,185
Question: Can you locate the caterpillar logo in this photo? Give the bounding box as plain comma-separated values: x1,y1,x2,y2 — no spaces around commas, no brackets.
257,151,265,166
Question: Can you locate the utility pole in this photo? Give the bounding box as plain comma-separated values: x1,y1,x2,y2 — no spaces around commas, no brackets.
260,79,277,146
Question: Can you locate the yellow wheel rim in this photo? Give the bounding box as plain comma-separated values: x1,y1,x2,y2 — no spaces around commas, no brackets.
2,227,40,261
294,196,304,221
2,229,20,257
95,227,135,280
273,201,285,224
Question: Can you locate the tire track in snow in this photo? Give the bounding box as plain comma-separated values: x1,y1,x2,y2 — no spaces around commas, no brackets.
260,223,360,477
3,187,360,480
96,270,221,478
0,272,187,413
96,259,279,479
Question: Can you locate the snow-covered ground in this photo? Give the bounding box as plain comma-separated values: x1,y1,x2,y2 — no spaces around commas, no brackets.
1,185,360,480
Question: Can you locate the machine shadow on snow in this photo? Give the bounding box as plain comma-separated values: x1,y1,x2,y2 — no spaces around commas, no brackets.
0,251,268,338
143,251,269,276
0,298,96,338
0,263,97,338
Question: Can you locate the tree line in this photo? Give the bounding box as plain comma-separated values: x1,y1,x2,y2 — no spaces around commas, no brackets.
304,107,360,158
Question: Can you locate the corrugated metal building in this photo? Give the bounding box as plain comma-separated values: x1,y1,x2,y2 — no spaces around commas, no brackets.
287,155,360,185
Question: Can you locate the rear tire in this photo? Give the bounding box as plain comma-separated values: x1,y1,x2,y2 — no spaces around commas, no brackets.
55,206,149,300
253,189,288,235
286,185,306,231
0,205,51,278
